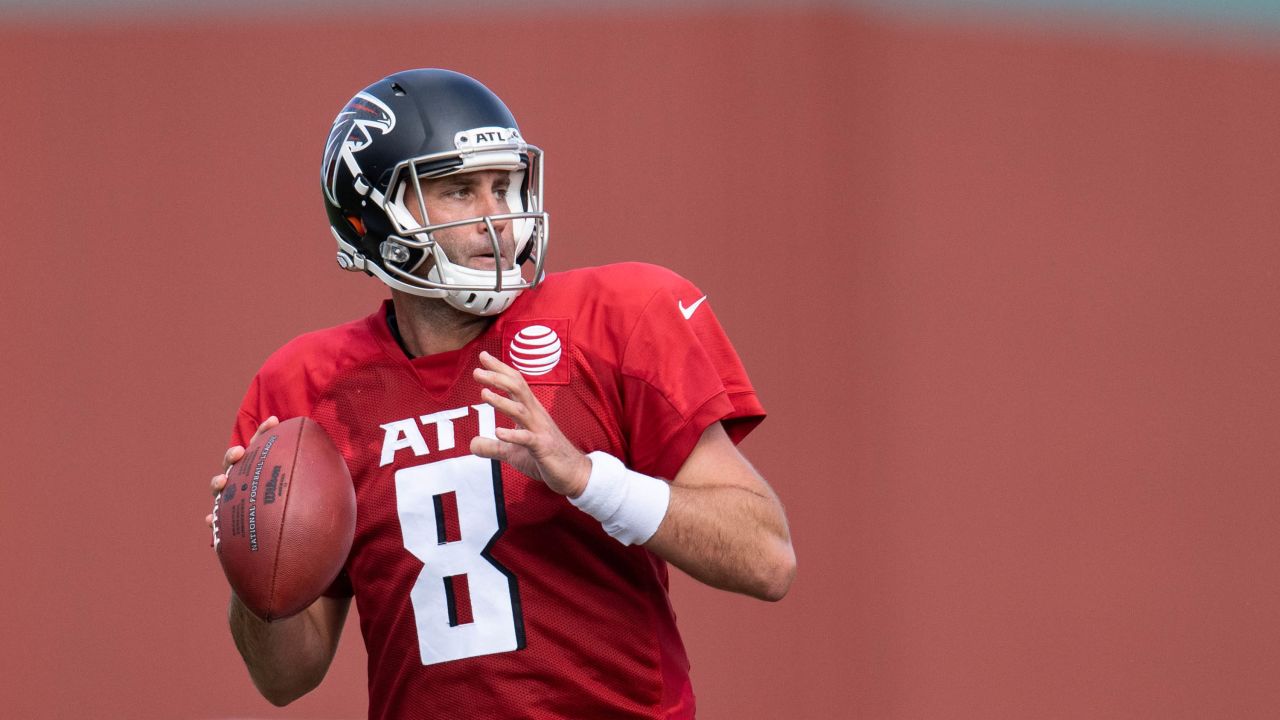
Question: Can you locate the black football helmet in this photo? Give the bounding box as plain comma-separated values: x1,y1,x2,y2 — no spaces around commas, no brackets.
322,68,547,316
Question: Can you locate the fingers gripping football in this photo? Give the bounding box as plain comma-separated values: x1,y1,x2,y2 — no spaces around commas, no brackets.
205,416,280,529
470,351,590,499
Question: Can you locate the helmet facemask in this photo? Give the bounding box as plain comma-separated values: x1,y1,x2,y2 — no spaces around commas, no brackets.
372,137,547,316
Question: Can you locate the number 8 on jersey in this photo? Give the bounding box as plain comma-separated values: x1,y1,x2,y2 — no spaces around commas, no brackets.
395,454,525,665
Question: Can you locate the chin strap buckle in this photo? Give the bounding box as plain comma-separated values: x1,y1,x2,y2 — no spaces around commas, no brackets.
336,251,365,271
332,228,369,272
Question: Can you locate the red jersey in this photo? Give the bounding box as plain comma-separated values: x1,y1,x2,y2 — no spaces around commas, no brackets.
232,262,765,719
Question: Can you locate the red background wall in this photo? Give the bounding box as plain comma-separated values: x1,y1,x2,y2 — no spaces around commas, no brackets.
3,7,1279,719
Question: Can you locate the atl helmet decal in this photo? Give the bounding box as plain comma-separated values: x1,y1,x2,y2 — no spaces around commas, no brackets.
454,126,522,150
508,325,562,376
322,91,397,205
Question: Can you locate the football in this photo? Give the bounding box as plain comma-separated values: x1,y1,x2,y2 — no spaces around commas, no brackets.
213,416,355,621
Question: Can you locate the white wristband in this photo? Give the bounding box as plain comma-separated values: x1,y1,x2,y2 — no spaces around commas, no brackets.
570,451,671,546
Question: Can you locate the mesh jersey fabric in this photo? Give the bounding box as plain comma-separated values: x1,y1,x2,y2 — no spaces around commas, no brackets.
231,262,766,719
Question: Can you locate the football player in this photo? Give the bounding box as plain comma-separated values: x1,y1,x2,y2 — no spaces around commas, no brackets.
208,68,795,719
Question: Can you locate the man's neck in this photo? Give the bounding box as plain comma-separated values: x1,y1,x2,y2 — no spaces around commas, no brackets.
389,290,494,358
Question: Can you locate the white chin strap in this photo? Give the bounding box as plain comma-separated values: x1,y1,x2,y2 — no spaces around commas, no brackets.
332,232,528,317
426,255,524,316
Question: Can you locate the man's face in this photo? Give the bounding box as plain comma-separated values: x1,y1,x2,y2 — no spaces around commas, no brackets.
401,169,516,272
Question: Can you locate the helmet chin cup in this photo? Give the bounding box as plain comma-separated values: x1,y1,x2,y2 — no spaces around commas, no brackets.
426,252,525,317
444,288,519,316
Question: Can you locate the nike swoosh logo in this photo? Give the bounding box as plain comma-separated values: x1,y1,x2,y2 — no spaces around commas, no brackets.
678,295,707,320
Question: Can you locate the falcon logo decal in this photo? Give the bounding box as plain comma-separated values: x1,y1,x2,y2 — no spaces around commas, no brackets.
322,91,396,205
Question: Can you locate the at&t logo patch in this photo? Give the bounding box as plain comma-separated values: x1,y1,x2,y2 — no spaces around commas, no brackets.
503,319,570,384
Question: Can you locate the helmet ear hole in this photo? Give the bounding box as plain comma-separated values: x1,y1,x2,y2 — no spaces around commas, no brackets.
346,214,366,235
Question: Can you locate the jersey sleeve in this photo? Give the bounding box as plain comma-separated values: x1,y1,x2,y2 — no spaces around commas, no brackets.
230,374,267,448
227,320,370,446
618,268,765,480
229,363,312,444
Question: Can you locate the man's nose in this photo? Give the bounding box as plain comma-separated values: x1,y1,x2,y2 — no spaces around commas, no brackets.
475,194,509,233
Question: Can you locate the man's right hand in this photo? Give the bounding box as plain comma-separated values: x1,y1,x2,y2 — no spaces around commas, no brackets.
205,413,348,706
205,416,280,530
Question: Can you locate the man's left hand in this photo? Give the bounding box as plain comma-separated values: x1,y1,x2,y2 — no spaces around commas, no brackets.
470,350,591,498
